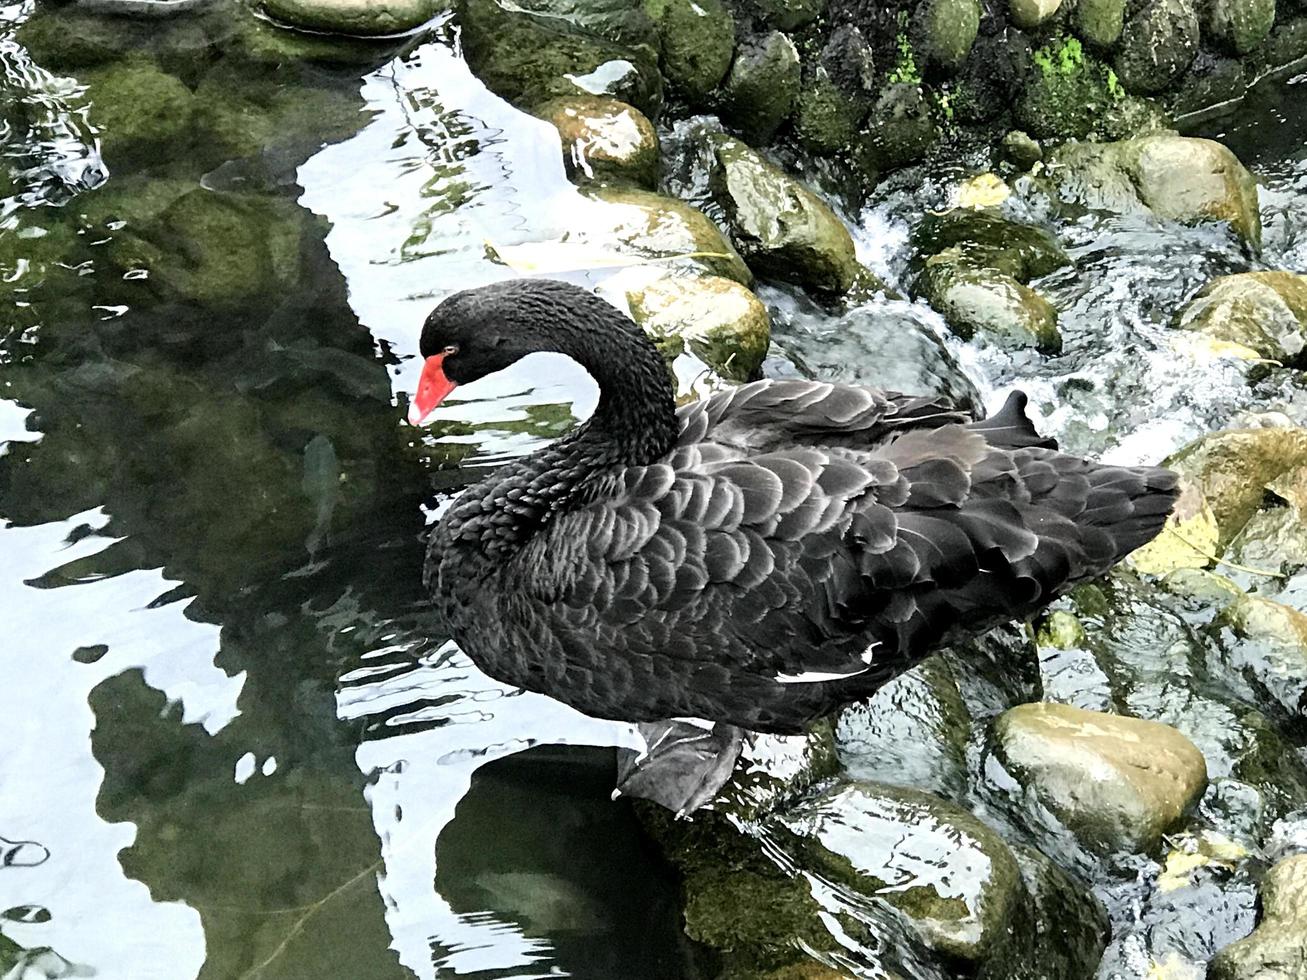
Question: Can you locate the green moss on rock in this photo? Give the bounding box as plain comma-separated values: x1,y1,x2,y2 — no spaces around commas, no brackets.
792,70,863,155
81,59,196,171
1074,0,1127,47
915,0,981,74
1203,0,1276,56
642,0,734,100
1114,0,1200,94
721,31,801,143
1016,36,1128,140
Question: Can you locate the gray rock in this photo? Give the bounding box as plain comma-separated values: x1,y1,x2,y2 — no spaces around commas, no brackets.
1114,0,1200,94
1001,130,1043,170
1203,0,1276,56
1046,135,1262,248
1074,0,1127,46
1176,272,1307,367
506,0,660,50
721,32,801,143
642,0,734,99
994,701,1208,854
792,69,864,155
1010,844,1111,980
862,82,937,171
1209,855,1307,980
706,135,860,294
261,0,442,34
916,0,980,74
747,0,823,29
1009,0,1061,29
1217,595,1307,727
918,262,1062,353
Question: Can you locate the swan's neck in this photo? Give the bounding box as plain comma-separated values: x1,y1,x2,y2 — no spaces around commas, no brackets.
440,314,678,559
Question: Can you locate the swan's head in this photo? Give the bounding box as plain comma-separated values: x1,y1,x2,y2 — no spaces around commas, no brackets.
409,279,630,426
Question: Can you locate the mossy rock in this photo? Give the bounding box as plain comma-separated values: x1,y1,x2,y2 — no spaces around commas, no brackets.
919,261,1062,353
260,0,445,35
1114,0,1199,94
705,135,859,294
1175,272,1307,367
745,0,823,30
861,82,936,171
80,59,197,171
1074,0,1127,47
995,702,1208,854
1046,135,1262,248
15,6,227,72
912,209,1069,283
535,96,660,187
1016,36,1128,140
792,70,864,155
1010,844,1111,979
1217,595,1307,727
627,274,771,380
720,31,801,143
1171,53,1248,115
506,0,661,50
460,0,663,117
1209,855,1307,980
642,0,734,100
583,185,753,284
1203,0,1276,56
915,0,980,74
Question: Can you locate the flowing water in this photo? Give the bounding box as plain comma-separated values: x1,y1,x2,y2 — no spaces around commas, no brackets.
0,5,1304,977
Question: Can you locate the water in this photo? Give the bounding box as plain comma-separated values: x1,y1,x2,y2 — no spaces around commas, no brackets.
1,5,1305,978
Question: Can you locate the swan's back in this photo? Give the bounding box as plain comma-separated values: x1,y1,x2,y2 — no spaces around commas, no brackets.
447,379,1178,733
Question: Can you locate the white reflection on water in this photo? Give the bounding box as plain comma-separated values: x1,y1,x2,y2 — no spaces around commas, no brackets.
0,502,244,980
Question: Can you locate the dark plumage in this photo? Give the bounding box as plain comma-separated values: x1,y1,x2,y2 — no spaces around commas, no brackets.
418,279,1179,739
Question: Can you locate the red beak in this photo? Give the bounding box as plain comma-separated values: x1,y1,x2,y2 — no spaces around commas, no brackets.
407,353,459,426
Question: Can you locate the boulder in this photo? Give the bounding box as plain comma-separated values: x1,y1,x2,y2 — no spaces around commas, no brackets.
459,0,663,117
913,209,1069,282
919,262,1062,353
642,0,734,99
1046,135,1262,248
994,702,1208,853
1010,0,1061,29
706,136,860,294
535,96,659,186
584,185,753,284
1175,272,1307,367
1016,37,1128,141
1074,0,1127,46
916,0,981,74
862,82,936,170
1203,0,1276,56
626,274,771,381
260,0,443,34
792,70,864,155
80,59,196,170
720,32,801,143
1114,0,1200,94
1209,855,1307,980
1218,596,1307,726
1001,130,1043,170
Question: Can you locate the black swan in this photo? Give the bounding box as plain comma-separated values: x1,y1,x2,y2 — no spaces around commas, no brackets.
410,279,1179,811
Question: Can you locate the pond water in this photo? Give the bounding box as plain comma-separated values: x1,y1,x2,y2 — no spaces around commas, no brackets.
0,5,1304,978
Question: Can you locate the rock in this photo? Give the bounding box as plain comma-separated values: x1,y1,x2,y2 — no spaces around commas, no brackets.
920,263,1062,353
862,82,937,171
584,185,753,284
1010,844,1111,979
912,209,1069,283
819,24,876,99
1046,135,1262,248
1203,0,1276,55
746,0,823,30
836,656,971,798
80,59,196,170
1175,272,1307,367
1016,36,1128,140
626,274,771,380
1172,52,1248,114
506,0,660,50
1165,426,1307,548
1209,855,1307,980
535,96,659,187
1229,506,1307,573
642,0,734,100
720,32,801,143
768,303,984,414
1114,0,1200,94
995,702,1208,853
916,0,981,74
792,70,864,155
260,0,442,34
1217,596,1307,726
706,135,859,295
1001,130,1043,169
779,782,1026,966
1074,0,1127,46
1010,0,1061,29
459,0,663,117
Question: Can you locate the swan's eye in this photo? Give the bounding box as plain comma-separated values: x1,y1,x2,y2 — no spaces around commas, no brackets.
443,345,459,357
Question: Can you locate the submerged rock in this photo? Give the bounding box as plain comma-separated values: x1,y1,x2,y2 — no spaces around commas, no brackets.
995,702,1208,853
1047,135,1262,248
81,59,196,170
460,0,663,116
1114,0,1200,94
1175,272,1307,367
535,96,659,186
720,31,801,143
261,0,443,35
705,136,859,294
1209,855,1307,979
626,274,771,380
913,210,1069,282
642,0,734,100
1217,596,1307,728
584,185,753,284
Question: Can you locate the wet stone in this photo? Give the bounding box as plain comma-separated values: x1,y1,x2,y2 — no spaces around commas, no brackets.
720,32,801,144
918,262,1062,353
1009,0,1061,29
260,0,444,35
914,0,980,74
861,82,937,171
626,274,771,381
642,0,734,100
1001,130,1043,170
791,70,864,156
1047,135,1262,248
1176,272,1307,367
705,135,860,295
1209,854,1307,980
1114,0,1200,94
535,96,660,187
80,59,196,171
1217,595,1307,729
994,702,1208,854
1203,0,1276,56
1015,38,1127,141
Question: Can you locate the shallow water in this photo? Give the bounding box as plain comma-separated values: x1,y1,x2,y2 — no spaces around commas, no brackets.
1,6,1305,978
